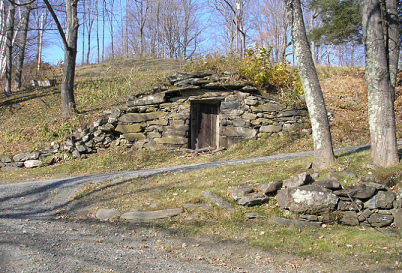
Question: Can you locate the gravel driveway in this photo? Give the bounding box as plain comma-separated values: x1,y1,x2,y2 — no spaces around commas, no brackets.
0,177,310,273
1,144,382,272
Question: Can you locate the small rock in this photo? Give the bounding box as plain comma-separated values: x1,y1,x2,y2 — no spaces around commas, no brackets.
367,213,394,227
257,181,283,194
1,155,12,163
361,174,378,183
391,209,402,228
357,209,373,222
365,188,395,209
337,198,363,211
237,193,268,206
72,150,81,159
93,118,108,128
283,172,311,188
340,211,359,226
245,213,262,219
341,170,358,178
334,184,377,199
150,203,159,208
362,182,385,190
1,164,22,172
313,179,341,190
298,214,319,222
99,123,115,132
229,186,253,201
13,152,31,162
24,160,42,168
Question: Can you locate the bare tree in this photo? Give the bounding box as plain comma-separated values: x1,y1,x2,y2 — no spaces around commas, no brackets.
44,0,79,119
285,0,335,170
210,0,250,57
4,2,15,95
252,0,289,62
14,4,31,89
31,5,47,74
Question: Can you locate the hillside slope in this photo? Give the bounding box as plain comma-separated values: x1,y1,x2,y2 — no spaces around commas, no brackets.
0,61,400,157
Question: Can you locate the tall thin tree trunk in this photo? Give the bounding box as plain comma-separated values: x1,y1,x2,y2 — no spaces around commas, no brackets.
14,5,31,90
96,0,99,63
82,0,86,64
360,0,399,167
4,3,15,95
102,0,105,62
36,12,44,75
285,0,335,170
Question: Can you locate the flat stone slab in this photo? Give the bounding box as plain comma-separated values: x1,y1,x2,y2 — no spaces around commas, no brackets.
121,208,182,222
96,208,121,220
270,217,321,228
202,190,235,213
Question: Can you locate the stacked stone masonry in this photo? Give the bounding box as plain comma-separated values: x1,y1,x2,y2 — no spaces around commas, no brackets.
117,71,310,150
229,172,402,228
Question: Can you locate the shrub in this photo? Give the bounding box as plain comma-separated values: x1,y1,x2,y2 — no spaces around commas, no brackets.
240,44,304,105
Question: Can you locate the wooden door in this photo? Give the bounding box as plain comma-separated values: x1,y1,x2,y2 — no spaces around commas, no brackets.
190,102,219,150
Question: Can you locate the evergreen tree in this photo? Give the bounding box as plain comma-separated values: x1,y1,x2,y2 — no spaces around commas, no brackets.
309,0,362,45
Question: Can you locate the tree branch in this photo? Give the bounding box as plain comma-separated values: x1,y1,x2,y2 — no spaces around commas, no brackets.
43,0,68,48
7,0,35,7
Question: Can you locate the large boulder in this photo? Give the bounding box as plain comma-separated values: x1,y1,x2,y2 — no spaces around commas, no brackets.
277,185,339,214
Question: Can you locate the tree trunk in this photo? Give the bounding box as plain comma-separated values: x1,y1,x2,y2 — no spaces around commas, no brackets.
384,0,399,96
285,0,335,170
4,3,15,95
360,0,399,167
82,0,85,64
14,5,31,90
61,0,79,119
36,12,44,75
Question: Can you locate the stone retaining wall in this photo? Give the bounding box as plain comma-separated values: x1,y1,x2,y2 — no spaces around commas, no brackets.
230,171,402,228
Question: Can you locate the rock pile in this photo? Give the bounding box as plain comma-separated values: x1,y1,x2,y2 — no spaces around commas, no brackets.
0,113,120,171
229,171,402,228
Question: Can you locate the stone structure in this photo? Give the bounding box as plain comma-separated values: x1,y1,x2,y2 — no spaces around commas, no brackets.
229,172,401,228
116,71,310,150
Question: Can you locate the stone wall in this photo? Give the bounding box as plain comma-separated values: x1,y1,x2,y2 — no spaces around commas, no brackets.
230,171,402,228
116,71,310,150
